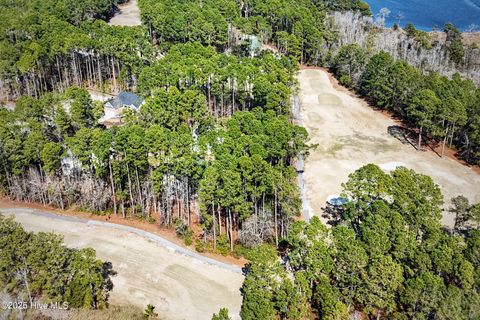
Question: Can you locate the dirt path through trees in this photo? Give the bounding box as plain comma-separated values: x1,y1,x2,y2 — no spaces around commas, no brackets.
1,206,243,320
109,0,141,26
299,68,480,227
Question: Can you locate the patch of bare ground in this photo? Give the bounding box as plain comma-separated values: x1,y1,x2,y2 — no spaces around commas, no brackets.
323,68,480,175
0,201,244,320
261,43,280,54
298,68,480,228
0,198,246,267
109,0,141,27
69,305,145,320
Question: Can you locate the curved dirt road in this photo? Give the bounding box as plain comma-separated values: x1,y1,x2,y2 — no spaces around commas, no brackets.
109,0,141,26
2,206,243,320
299,68,480,226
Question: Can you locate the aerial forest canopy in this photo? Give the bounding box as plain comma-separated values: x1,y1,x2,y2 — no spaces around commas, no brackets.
0,0,372,100
0,0,374,252
0,214,114,312
137,42,298,116
0,0,152,99
1,0,480,318
0,42,308,252
240,165,480,319
139,0,369,63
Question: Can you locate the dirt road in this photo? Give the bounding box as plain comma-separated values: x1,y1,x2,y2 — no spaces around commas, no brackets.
1,206,243,320
298,68,480,226
109,0,141,26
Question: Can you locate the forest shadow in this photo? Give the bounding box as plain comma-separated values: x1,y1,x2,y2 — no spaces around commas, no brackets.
103,261,117,292
321,204,345,226
387,125,416,148
425,139,441,157
387,125,443,157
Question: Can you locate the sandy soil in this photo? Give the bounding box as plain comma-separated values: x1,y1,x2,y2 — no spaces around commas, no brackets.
298,68,480,227
2,207,243,320
109,0,141,27
0,198,247,268
88,89,114,102
0,101,15,111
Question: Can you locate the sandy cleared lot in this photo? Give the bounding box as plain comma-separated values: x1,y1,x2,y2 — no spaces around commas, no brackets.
2,207,243,320
299,68,480,226
109,0,141,26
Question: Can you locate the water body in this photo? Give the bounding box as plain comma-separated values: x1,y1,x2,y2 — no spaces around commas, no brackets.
363,0,480,31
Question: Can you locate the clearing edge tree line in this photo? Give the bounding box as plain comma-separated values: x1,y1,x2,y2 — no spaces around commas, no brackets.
0,0,479,319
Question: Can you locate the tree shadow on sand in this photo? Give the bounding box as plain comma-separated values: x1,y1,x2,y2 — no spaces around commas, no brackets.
103,261,117,292
321,203,345,227
387,125,443,157
387,125,416,148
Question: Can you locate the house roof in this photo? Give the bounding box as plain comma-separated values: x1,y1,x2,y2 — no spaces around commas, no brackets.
106,92,143,109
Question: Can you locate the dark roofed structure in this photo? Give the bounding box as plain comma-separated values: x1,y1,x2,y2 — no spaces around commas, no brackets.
105,91,143,110
99,91,144,127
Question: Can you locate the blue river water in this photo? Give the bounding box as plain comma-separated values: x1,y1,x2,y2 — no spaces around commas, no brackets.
363,0,480,31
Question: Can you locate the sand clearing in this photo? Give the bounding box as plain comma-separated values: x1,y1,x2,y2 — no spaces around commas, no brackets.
298,68,480,227
2,207,243,320
109,0,141,26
